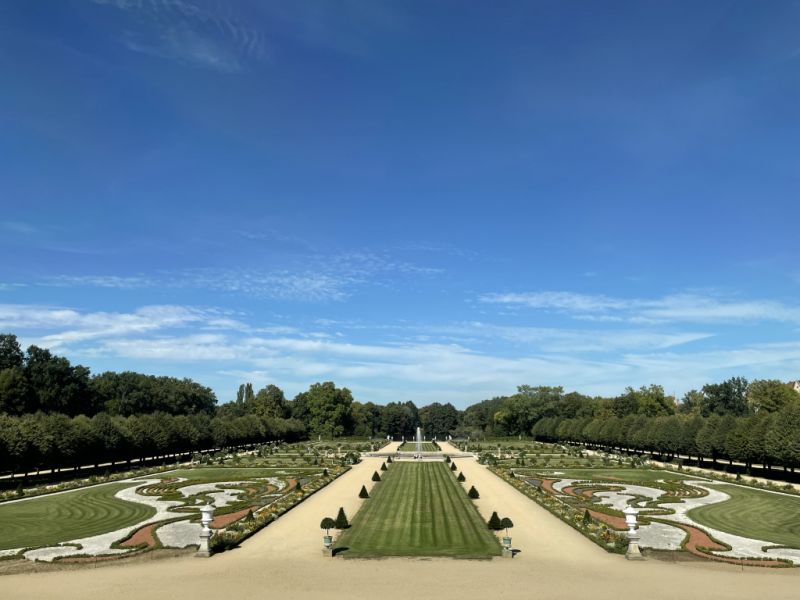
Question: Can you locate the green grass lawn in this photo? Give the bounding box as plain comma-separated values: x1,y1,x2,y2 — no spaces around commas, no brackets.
336,462,501,558
0,483,156,550
397,442,439,452
688,484,800,548
530,468,688,483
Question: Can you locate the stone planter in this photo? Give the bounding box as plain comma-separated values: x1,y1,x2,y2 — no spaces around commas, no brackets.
323,535,333,548
502,536,512,548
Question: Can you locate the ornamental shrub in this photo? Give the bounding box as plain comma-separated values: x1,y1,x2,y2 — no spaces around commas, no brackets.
500,517,514,535
583,509,592,526
334,507,349,529
320,517,336,534
359,485,369,499
450,462,457,471
380,462,387,471
387,456,393,463
467,486,479,499
445,456,451,463
372,471,381,482
457,472,465,482
322,468,329,477
488,511,502,530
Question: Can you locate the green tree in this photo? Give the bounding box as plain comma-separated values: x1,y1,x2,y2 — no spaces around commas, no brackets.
294,382,353,437
0,367,30,415
702,377,749,416
0,334,24,371
251,384,289,419
747,380,798,414
419,402,460,437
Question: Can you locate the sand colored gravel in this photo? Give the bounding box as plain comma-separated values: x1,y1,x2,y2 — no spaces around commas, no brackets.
2,441,798,600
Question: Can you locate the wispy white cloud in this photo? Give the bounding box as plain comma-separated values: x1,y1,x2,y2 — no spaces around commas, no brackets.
480,290,800,324
46,275,155,289
0,221,39,235
34,249,442,302
92,0,267,72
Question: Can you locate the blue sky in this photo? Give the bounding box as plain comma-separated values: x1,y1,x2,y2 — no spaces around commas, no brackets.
2,1,800,407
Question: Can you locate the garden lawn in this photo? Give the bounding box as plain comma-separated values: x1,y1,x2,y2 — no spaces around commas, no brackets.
532,468,688,483
688,484,800,548
0,483,156,550
164,467,320,482
336,462,501,558
397,442,439,452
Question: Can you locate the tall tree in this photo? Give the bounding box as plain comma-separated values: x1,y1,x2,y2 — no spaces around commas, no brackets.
747,379,798,413
0,334,24,371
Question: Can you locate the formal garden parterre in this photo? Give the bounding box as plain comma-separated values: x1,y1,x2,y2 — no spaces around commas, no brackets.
481,441,800,566
0,441,357,563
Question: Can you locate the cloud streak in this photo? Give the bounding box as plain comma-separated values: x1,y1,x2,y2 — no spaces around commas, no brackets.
93,0,267,72
480,290,800,324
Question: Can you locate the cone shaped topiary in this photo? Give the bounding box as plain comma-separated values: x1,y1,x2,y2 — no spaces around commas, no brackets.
488,511,502,531
387,456,393,463
372,471,381,482
359,485,369,499
380,462,387,471
445,456,451,463
334,507,349,529
467,486,479,499
457,472,465,482
450,462,457,471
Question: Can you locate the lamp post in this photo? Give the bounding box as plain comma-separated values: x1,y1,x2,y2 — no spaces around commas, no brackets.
196,504,215,557
623,506,644,560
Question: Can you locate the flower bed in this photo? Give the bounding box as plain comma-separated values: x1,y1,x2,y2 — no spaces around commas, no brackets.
490,467,627,553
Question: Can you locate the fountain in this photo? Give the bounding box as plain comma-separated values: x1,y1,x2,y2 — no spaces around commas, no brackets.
416,426,423,457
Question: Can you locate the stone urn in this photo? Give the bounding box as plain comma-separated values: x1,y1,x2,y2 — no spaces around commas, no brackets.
323,535,333,548
502,536,512,549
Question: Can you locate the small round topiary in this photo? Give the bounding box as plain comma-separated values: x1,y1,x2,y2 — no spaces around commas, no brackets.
500,517,514,536
321,517,336,534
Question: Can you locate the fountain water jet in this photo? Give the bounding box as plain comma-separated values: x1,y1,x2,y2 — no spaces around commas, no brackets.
416,426,422,456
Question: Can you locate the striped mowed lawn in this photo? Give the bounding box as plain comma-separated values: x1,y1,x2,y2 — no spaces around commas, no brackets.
397,442,439,452
0,483,156,550
336,462,501,558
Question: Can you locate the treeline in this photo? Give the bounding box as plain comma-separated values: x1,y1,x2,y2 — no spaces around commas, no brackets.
217,381,460,440
0,335,216,416
464,381,800,471
0,411,305,476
